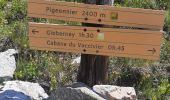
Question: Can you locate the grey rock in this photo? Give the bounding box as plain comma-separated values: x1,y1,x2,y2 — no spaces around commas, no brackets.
48,87,95,100
48,82,105,100
1,80,48,100
93,85,137,100
0,49,18,78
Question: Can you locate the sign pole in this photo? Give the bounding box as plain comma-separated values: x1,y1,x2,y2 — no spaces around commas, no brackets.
77,0,113,87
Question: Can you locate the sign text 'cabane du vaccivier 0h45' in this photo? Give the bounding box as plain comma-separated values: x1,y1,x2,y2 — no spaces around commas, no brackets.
28,0,165,60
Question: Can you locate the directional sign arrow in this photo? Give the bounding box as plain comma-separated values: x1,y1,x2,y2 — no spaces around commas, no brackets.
148,48,156,54
32,29,39,34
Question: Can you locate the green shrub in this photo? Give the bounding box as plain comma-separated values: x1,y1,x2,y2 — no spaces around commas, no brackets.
116,0,170,10
161,39,170,63
0,10,12,39
0,0,7,10
155,0,170,10
164,10,170,34
15,50,65,90
118,0,157,9
139,76,170,100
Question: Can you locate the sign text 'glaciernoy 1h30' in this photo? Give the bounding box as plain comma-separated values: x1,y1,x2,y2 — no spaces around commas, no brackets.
28,0,165,60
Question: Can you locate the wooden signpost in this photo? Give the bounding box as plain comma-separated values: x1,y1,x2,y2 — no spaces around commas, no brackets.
28,0,165,86
29,23,162,60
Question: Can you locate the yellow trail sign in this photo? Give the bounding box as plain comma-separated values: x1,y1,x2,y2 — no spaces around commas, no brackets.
29,23,162,60
28,0,165,30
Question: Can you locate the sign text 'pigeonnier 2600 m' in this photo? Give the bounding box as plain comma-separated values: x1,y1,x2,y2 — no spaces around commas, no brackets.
29,23,162,60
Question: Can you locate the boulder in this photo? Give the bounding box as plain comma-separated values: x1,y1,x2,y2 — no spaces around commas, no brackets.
1,80,48,100
0,49,18,78
48,82,104,100
93,85,137,100
49,82,137,100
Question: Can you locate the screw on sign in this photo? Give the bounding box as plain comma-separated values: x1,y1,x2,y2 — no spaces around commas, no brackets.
28,0,165,87
32,29,39,34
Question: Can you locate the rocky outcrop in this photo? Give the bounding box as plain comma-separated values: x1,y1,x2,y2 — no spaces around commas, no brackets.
0,49,18,78
48,82,104,100
48,87,102,100
48,82,137,100
0,80,48,100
